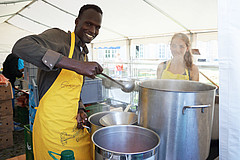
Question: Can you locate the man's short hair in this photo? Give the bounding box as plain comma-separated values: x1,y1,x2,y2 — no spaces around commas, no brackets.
78,4,103,18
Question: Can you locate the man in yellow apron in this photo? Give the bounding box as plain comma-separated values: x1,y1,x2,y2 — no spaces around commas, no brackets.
12,4,103,160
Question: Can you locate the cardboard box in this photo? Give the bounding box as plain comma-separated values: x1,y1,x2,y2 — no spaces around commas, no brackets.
0,131,13,149
0,83,13,100
0,99,13,116
0,115,13,132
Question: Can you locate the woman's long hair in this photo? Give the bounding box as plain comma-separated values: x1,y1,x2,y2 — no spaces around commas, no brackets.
171,33,193,69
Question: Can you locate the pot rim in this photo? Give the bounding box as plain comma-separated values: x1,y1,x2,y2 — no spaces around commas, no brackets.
91,125,160,155
139,79,216,93
88,111,113,126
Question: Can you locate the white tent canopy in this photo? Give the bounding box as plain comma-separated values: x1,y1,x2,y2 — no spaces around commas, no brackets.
3,0,240,159
0,0,217,54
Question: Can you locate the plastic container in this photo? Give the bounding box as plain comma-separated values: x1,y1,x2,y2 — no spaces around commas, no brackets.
81,77,103,104
85,103,110,117
48,150,75,160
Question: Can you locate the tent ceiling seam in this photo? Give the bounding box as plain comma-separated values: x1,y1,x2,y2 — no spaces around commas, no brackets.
18,13,51,28
0,14,15,18
0,0,32,5
4,0,36,22
42,0,128,39
42,0,76,17
5,21,33,33
143,0,192,34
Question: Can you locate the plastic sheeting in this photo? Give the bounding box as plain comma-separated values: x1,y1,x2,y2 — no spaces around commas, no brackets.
219,0,240,159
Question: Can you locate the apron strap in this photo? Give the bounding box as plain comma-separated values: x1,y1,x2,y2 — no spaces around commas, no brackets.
69,32,75,59
35,32,76,110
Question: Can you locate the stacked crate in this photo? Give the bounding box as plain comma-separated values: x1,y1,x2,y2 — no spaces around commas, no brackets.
0,83,14,149
29,79,38,131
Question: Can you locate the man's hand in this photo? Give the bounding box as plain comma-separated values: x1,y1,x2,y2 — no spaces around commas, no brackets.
74,61,103,79
56,56,103,79
76,110,88,129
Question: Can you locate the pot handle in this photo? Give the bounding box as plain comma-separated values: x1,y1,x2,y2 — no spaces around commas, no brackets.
102,153,130,159
82,125,91,133
182,104,211,115
102,152,113,159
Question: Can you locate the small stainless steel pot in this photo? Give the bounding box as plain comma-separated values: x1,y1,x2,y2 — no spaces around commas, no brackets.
92,125,160,160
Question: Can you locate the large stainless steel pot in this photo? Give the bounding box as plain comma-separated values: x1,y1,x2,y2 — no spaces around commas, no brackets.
211,95,219,140
92,125,160,160
138,79,216,160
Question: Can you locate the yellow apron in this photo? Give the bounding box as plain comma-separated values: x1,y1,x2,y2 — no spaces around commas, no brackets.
33,32,91,160
161,60,189,80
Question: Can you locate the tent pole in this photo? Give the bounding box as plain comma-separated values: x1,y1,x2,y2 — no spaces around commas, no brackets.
126,39,132,78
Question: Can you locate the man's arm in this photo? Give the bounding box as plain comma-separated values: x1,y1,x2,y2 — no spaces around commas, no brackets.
12,29,66,71
55,56,103,79
13,30,103,78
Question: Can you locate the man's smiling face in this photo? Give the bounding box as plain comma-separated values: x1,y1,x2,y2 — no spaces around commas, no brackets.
75,9,102,44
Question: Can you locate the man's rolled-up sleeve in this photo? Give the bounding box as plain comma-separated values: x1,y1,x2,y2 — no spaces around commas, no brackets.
42,49,63,70
12,29,65,71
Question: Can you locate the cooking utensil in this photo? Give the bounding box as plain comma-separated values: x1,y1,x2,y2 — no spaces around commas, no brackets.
99,112,137,126
200,71,219,88
138,79,216,160
123,104,131,112
100,73,135,92
92,125,160,159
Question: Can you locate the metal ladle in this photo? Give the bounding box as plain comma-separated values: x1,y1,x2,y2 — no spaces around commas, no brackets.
100,73,135,93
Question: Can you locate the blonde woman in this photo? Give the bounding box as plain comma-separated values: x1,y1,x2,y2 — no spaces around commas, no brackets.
157,33,199,81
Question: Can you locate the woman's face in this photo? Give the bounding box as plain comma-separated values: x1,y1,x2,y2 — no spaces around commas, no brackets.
170,37,188,58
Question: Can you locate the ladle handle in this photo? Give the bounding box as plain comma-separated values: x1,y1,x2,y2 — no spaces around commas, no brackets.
124,104,131,112
200,71,219,88
100,73,125,89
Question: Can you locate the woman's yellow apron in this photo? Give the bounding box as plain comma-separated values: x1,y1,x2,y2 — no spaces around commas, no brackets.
33,32,91,160
161,61,189,80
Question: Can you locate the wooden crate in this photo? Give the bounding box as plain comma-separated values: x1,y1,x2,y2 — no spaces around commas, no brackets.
0,131,13,149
